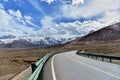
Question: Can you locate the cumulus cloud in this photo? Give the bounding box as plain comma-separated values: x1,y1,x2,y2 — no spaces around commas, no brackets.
0,7,36,37
8,9,26,25
24,16,40,29
37,16,59,37
72,0,84,5
37,16,104,39
60,0,120,19
8,10,22,19
24,16,32,20
7,9,40,29
98,11,120,26
38,9,120,39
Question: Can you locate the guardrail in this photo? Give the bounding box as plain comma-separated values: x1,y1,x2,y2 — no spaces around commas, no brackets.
76,50,120,63
28,52,54,80
28,50,67,80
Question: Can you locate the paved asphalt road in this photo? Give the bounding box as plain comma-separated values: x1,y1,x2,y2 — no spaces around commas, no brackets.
41,51,120,80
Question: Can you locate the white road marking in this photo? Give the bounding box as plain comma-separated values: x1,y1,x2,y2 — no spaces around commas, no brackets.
51,55,57,80
67,55,120,79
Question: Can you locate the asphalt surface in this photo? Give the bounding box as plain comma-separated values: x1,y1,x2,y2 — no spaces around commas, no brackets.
41,51,120,80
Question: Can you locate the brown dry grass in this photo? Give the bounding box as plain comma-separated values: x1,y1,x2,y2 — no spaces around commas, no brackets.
0,41,120,79
0,48,50,78
64,40,120,56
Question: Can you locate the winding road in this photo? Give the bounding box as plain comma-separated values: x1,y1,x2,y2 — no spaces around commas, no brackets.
41,51,120,80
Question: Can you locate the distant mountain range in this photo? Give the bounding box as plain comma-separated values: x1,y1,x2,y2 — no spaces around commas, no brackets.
0,37,67,48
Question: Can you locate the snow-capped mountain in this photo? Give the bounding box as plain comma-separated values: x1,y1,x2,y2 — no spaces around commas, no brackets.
0,36,67,48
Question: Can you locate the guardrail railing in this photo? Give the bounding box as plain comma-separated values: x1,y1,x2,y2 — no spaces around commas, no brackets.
76,50,120,63
28,52,54,80
28,50,67,80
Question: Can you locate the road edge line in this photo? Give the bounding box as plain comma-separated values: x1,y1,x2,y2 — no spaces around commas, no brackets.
51,55,57,80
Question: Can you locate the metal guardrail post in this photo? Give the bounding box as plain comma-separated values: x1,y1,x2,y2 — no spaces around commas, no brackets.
110,58,112,63
31,62,37,73
102,58,104,61
95,56,97,60
92,56,94,59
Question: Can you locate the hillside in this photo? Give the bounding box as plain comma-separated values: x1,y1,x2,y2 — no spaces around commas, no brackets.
80,22,120,41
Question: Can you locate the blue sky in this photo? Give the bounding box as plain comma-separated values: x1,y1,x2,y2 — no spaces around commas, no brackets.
0,0,120,39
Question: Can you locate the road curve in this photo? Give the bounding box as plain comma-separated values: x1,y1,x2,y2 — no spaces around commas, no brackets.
40,51,120,80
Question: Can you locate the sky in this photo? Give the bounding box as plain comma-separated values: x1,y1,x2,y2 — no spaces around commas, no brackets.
0,0,120,39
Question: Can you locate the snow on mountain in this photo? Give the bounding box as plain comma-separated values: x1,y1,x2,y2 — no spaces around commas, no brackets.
0,36,67,48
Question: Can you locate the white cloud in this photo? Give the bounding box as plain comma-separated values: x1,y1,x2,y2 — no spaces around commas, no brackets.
38,9,120,39
0,8,36,37
8,9,22,19
24,16,32,20
98,11,120,26
72,0,84,5
60,0,120,19
38,16,103,39
38,16,59,37
41,0,55,4
7,9,40,28
44,0,120,39
55,20,105,38
24,16,40,29
41,16,55,29
8,9,26,25
0,3,4,9
0,9,11,27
